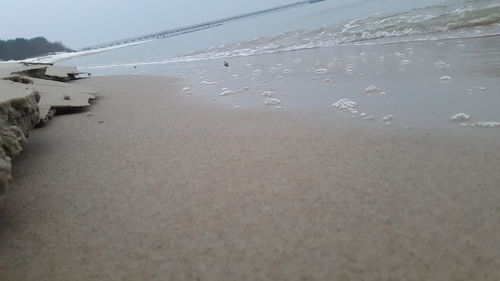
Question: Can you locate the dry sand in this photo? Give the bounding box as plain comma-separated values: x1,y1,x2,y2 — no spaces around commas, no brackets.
0,63,96,208
1,74,499,280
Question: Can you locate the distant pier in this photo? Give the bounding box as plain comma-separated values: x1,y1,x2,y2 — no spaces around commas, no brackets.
82,0,326,51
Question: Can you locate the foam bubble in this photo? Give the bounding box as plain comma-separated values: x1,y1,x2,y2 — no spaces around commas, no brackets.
440,75,452,81
382,115,394,121
475,122,500,128
264,98,281,105
182,87,191,94
365,85,381,94
435,61,451,69
450,113,470,122
332,98,358,112
202,81,218,85
219,90,236,96
261,91,275,97
315,69,328,74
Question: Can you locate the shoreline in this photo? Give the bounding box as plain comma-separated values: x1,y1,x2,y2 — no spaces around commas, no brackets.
166,35,500,131
1,35,500,280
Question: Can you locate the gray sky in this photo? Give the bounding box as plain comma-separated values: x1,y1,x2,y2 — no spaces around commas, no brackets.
0,0,293,49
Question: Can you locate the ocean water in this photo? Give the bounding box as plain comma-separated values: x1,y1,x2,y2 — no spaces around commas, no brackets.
57,0,500,74
52,0,500,129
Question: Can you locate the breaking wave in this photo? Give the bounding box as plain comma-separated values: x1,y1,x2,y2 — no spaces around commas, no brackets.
177,0,500,61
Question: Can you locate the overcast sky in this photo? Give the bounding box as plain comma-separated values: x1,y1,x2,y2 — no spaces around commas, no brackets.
0,0,293,49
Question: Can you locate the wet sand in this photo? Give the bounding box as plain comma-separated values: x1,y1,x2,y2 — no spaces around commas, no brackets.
175,36,500,129
89,35,500,128
2,35,500,280
0,71,499,280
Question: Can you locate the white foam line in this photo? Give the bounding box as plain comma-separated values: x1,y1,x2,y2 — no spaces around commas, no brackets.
80,33,500,71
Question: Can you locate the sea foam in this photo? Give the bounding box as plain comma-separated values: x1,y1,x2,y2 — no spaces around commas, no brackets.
332,98,358,113
450,113,470,122
264,98,281,105
475,122,500,128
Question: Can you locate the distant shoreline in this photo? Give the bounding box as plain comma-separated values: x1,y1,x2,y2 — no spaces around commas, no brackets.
0,37,72,61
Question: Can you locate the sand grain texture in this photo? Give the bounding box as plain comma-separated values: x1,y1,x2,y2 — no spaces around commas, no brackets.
1,76,499,280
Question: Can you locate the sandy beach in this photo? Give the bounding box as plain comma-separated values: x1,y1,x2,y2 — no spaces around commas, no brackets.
0,69,499,280
2,0,500,278
1,34,500,280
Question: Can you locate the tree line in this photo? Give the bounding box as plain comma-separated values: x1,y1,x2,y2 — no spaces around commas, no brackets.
0,37,73,61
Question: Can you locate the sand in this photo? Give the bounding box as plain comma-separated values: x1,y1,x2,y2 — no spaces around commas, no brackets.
0,63,96,206
1,72,499,280
0,81,40,199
